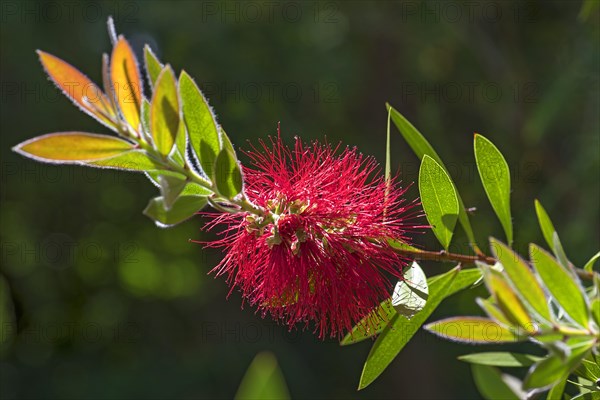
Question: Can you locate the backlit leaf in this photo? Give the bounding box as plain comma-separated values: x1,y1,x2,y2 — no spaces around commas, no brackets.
151,66,179,156
37,51,116,129
13,132,133,162
158,173,187,210
425,317,522,344
144,45,163,88
474,134,513,245
419,155,458,250
90,150,162,171
458,352,542,367
179,71,220,177
490,238,551,322
482,268,535,333
111,36,143,130
530,244,590,328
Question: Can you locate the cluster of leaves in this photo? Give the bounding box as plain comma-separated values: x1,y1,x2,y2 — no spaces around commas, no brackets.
341,105,600,398
14,19,249,227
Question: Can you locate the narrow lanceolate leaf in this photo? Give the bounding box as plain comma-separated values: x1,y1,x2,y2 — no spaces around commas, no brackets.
419,155,458,250
545,376,567,400
552,232,571,270
591,298,599,326
474,134,513,245
13,132,133,162
471,365,523,400
179,71,220,177
482,268,535,333
143,195,208,227
144,45,163,88
151,66,179,156
391,261,428,318
37,51,116,128
535,200,558,252
490,238,551,322
358,266,459,389
90,150,162,171
425,317,522,344
530,244,590,328
583,251,600,272
386,103,479,252
523,337,596,390
215,148,243,199
458,352,542,367
111,36,143,130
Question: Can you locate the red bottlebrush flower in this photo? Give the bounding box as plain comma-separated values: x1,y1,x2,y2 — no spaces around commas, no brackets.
203,133,422,338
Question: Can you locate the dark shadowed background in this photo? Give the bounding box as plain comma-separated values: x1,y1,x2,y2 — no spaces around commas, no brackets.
1,1,598,399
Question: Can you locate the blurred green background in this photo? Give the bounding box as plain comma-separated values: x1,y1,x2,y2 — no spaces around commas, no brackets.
1,1,598,398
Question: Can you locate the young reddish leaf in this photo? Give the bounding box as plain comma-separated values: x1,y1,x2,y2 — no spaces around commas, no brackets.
37,51,116,129
13,132,133,162
111,36,143,130
151,66,179,156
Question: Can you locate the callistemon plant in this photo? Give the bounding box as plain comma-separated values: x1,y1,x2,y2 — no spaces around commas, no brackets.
13,19,599,398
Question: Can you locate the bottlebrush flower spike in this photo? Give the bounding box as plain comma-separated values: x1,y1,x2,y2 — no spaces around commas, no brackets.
202,132,423,338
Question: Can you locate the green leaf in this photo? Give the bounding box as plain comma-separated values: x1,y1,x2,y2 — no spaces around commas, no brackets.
534,199,558,252
490,238,551,322
342,268,481,346
13,132,133,162
151,65,180,156
358,266,459,389
143,195,208,227
385,106,391,182
144,45,163,88
476,297,514,328
553,232,570,270
141,98,151,139
530,244,590,328
391,261,428,318
419,155,459,250
158,173,187,210
425,317,522,344
591,298,599,326
546,376,568,400
90,150,163,171
458,352,542,367
471,365,523,400
474,134,513,245
583,251,600,272
387,103,479,252
215,148,243,199
235,352,290,400
523,337,595,390
482,267,535,333
180,71,220,177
